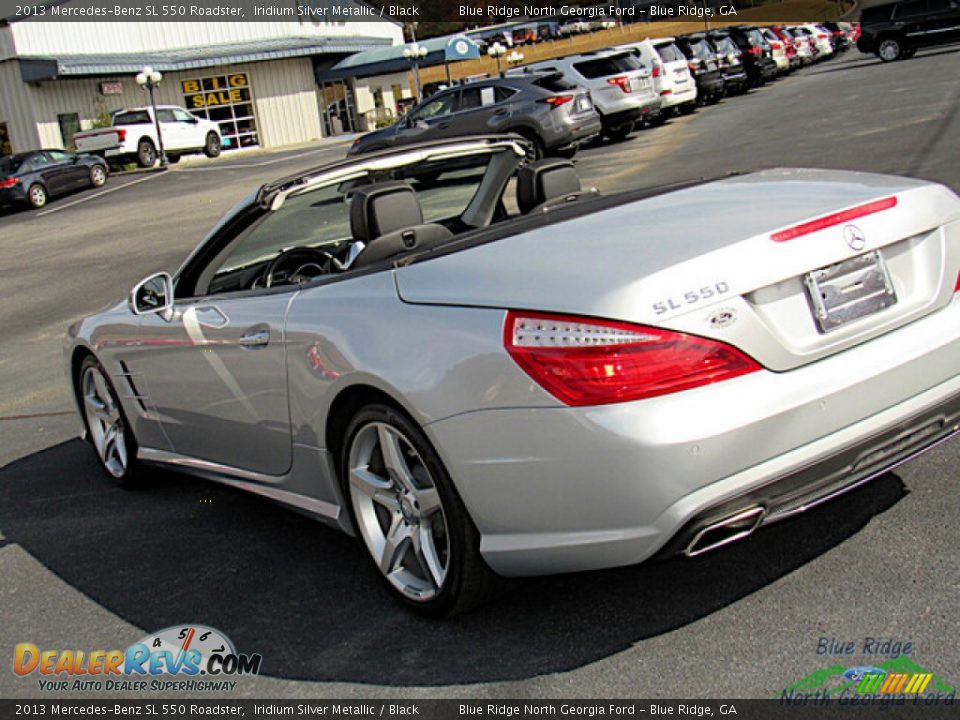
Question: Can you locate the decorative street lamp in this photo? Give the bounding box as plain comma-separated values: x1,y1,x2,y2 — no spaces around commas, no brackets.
403,43,428,103
507,50,525,68
135,66,167,168
488,42,506,74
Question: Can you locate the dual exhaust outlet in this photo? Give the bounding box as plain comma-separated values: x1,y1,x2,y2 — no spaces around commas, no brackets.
684,505,766,558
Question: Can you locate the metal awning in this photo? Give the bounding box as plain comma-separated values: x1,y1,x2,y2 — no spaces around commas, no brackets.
317,35,479,82
19,35,394,82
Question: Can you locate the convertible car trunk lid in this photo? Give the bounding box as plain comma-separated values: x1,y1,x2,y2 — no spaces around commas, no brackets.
396,168,960,371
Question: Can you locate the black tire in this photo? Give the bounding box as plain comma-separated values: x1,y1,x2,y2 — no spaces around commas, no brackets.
340,403,508,616
89,164,107,188
877,36,903,62
678,102,697,116
27,183,47,209
604,122,633,142
166,154,181,164
137,139,157,168
77,355,141,488
515,130,544,161
203,132,221,158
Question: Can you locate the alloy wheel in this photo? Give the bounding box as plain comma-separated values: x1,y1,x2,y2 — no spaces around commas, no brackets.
91,166,107,187
29,185,46,208
347,421,450,602
81,365,128,478
878,40,900,61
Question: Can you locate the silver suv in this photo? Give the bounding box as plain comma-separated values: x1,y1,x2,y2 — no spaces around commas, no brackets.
519,50,661,141
349,73,601,160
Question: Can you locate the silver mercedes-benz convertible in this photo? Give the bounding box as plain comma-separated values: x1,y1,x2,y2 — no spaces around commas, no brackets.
65,136,960,615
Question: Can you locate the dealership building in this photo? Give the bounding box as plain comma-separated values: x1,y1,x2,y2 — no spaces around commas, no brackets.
0,12,407,155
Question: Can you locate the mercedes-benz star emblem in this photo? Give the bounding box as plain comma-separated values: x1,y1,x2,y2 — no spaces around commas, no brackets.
844,224,867,252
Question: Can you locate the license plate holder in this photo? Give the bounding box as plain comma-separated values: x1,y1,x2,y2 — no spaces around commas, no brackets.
804,251,897,333
577,96,591,112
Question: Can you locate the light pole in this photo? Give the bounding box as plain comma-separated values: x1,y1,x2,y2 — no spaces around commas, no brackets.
488,42,506,75
507,50,525,68
403,43,428,103
135,66,167,168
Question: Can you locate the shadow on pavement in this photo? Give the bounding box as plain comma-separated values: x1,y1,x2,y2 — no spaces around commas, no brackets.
810,46,960,75
0,439,907,686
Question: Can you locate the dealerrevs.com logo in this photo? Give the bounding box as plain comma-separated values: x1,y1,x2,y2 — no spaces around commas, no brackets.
14,624,262,692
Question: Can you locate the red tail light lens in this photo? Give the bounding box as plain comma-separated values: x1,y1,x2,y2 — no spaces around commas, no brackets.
770,196,898,242
543,95,574,108
0,177,17,188
748,46,763,56
607,75,632,93
116,128,127,142
954,271,960,293
504,311,762,406
652,65,661,78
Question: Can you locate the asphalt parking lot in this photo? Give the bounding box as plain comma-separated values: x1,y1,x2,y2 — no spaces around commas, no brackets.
2,45,959,699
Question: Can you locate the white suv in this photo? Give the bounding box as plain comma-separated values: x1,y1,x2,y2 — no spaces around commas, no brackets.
615,37,697,118
521,50,662,141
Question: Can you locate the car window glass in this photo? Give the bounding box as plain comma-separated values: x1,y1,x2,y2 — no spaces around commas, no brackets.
687,40,715,60
30,153,52,168
655,43,685,63
173,109,196,122
205,183,351,295
894,0,925,16
46,150,72,162
494,86,517,102
459,88,483,110
409,93,457,122
156,109,177,123
532,74,576,92
113,110,151,125
926,0,949,10
397,160,489,224
573,53,642,78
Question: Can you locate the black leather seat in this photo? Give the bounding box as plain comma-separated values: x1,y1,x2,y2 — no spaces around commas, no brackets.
350,181,452,268
516,158,597,214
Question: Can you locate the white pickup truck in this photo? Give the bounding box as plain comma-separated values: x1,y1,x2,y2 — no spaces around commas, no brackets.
74,105,223,168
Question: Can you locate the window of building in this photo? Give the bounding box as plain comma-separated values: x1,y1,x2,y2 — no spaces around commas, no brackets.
0,122,12,155
58,113,80,150
181,72,258,149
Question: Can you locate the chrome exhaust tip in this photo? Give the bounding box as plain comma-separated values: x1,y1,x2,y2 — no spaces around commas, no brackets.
684,505,766,558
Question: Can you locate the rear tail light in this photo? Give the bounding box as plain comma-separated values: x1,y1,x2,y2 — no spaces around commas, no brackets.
660,89,673,96
504,311,762,406
687,62,699,73
954,271,960,293
543,95,574,108
748,46,763,56
116,128,127,142
771,196,898,242
607,75,632,93
0,177,17,188
771,42,782,50
652,64,661,78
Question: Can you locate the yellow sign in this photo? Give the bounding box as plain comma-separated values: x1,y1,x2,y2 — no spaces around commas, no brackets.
181,74,250,108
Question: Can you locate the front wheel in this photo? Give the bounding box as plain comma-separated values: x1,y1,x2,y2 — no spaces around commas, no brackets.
78,356,141,487
203,132,222,158
342,404,505,616
89,164,107,188
877,37,902,62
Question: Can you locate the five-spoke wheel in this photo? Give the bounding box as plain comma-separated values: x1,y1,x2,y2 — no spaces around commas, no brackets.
79,357,138,485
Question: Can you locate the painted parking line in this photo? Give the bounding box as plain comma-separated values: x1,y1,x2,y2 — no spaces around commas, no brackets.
34,171,166,217
173,145,350,172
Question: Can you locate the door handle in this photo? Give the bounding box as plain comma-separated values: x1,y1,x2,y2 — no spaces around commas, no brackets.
493,108,509,116
437,122,451,129
239,329,270,349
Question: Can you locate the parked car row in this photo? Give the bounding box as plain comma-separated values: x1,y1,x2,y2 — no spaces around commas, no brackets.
349,23,856,160
0,149,108,210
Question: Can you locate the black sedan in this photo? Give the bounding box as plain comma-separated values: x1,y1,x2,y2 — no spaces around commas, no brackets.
0,149,108,209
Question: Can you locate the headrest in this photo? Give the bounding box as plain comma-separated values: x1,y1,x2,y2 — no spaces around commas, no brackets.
350,181,422,243
516,159,581,214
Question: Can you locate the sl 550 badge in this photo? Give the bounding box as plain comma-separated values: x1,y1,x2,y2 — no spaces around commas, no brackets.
653,281,730,316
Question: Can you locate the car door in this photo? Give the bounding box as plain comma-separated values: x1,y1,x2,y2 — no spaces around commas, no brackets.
173,108,205,149
155,108,187,151
449,85,510,135
925,0,960,40
46,149,88,189
893,0,930,45
397,90,460,143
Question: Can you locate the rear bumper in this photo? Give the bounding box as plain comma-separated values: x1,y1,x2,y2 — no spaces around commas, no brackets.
427,298,960,577
658,84,698,108
0,185,27,205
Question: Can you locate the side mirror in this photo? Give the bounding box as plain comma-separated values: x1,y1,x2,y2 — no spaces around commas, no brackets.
129,272,174,317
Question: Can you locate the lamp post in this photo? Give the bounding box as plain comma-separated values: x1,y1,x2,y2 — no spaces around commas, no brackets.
488,42,506,75
507,50,525,68
135,66,167,168
403,43,428,103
